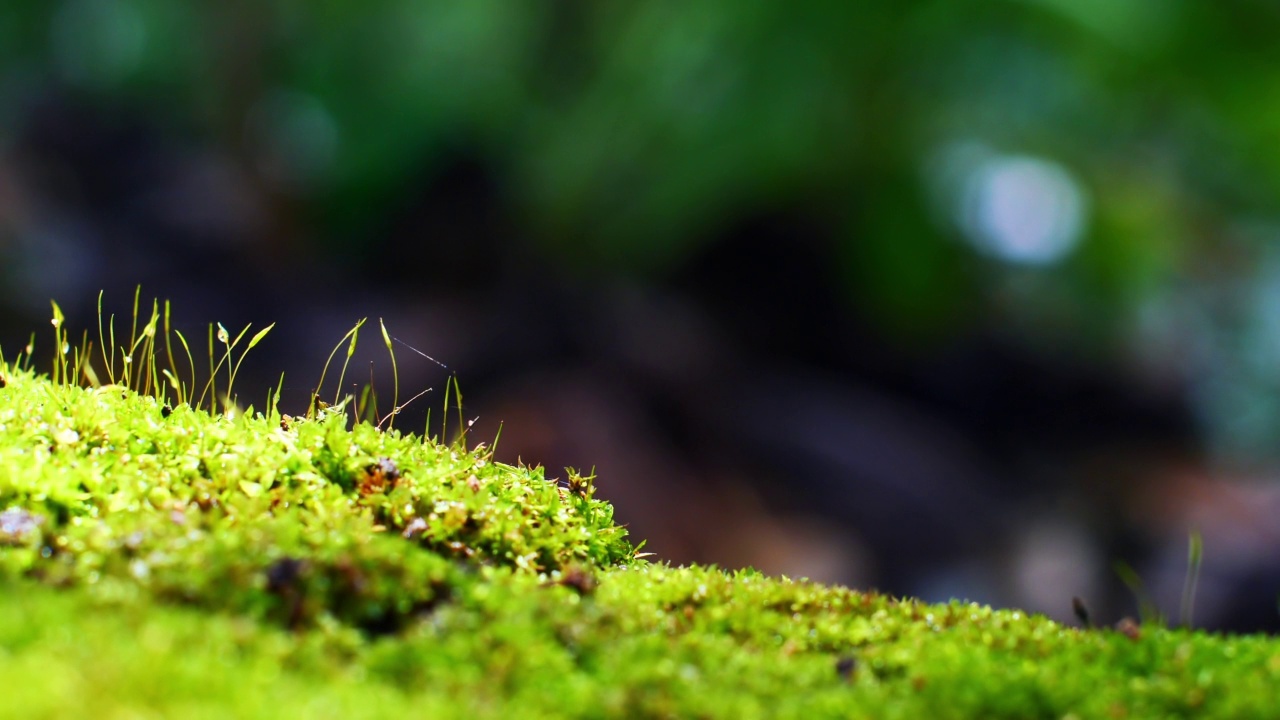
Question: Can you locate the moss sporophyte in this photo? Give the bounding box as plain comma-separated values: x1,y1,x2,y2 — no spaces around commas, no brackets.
1,294,1280,718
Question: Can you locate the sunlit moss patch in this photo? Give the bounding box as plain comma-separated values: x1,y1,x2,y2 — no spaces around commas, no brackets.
2,301,1280,718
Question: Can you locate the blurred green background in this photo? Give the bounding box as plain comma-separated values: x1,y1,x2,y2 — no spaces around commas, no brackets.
4,1,1280,631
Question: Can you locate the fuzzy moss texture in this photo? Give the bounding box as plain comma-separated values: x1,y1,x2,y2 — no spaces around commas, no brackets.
1,308,1280,719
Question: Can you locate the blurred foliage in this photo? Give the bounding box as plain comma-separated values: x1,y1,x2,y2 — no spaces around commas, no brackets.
5,1,1280,451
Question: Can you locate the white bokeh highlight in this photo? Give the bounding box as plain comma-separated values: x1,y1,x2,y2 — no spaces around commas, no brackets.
960,154,1088,266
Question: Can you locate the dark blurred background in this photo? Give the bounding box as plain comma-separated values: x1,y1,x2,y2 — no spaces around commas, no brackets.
4,1,1280,632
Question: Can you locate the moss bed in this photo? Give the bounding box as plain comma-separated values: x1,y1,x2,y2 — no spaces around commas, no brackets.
2,347,1280,718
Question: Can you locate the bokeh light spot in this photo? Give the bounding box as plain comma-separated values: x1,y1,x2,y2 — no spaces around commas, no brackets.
244,89,340,195
52,0,146,88
960,154,1088,266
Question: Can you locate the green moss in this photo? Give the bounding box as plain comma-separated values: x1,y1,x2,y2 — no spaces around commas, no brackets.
0,365,628,632
3,349,1280,718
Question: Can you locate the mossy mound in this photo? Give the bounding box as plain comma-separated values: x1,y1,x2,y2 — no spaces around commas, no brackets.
3,365,1280,718
0,365,629,633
